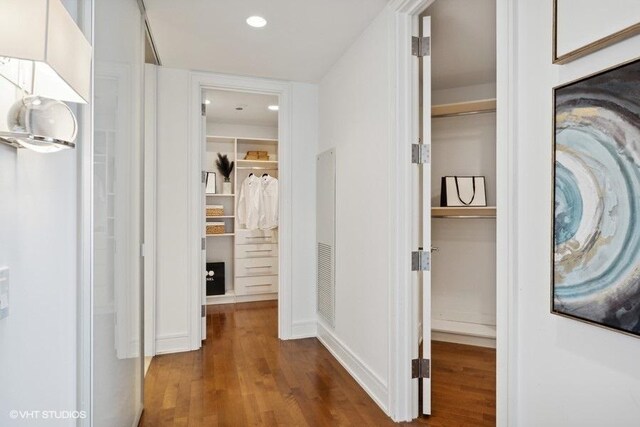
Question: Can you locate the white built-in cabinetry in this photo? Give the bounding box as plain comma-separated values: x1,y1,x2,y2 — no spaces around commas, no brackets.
431,98,497,347
205,136,279,305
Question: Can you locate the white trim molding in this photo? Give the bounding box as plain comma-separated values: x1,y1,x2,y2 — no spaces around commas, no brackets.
388,0,435,422
188,72,294,348
317,321,389,412
496,0,518,424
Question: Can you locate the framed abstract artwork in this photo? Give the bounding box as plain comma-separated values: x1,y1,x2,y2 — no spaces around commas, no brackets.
553,58,640,337
553,0,640,64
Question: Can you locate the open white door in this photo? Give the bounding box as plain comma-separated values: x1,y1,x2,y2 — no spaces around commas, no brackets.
200,98,207,341
420,15,432,416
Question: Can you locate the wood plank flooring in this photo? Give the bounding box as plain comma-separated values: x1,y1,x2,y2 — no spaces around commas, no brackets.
140,301,495,426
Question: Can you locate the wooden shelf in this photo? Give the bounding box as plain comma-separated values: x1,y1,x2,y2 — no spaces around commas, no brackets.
206,215,235,219
432,206,496,218
207,193,235,197
432,99,496,118
206,233,235,237
237,159,278,165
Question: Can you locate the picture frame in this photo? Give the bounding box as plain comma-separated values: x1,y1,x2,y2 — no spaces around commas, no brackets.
205,171,217,194
553,0,640,64
552,57,640,338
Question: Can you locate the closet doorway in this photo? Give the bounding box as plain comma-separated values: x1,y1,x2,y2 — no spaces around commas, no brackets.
201,89,281,334
413,0,497,422
190,75,294,343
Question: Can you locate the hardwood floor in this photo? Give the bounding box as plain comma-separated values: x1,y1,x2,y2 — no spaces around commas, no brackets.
140,301,495,426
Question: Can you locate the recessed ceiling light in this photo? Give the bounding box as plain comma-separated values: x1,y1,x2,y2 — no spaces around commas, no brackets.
268,105,279,111
204,99,211,105
246,16,267,28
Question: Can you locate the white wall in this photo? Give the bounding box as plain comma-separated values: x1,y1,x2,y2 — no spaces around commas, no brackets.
207,122,277,140
512,0,640,424
155,67,192,353
154,68,319,352
317,6,393,412
290,82,319,336
0,3,81,425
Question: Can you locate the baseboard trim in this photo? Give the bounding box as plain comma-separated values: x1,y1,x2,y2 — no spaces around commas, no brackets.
291,319,317,338
206,292,278,305
316,321,389,415
155,334,191,354
432,331,496,348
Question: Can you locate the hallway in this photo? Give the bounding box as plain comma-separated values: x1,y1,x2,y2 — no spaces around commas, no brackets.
140,302,495,426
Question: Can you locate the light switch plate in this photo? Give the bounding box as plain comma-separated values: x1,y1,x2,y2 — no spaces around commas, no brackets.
0,267,9,320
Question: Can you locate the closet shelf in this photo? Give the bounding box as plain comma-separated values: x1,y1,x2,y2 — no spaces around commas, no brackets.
432,206,496,218
206,215,235,219
237,159,278,165
207,193,235,197
238,166,278,171
432,99,496,118
206,233,235,237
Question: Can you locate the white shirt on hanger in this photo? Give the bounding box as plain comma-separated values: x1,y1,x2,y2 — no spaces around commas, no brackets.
259,175,279,230
237,174,262,230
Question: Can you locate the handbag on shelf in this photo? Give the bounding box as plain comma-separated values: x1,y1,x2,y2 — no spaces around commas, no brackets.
440,176,487,207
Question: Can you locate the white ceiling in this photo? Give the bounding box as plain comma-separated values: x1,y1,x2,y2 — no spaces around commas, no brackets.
144,0,389,82
424,0,496,90
205,90,278,127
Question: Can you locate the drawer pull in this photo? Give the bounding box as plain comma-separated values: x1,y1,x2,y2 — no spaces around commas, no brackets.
246,283,272,287
246,265,271,269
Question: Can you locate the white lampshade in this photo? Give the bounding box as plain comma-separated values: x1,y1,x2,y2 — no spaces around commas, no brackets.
0,0,92,104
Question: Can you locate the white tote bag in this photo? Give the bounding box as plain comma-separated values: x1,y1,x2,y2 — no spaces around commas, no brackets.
440,176,487,207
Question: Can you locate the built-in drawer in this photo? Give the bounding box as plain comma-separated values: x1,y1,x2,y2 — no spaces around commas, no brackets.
236,243,278,259
236,229,278,245
236,257,279,277
235,275,279,296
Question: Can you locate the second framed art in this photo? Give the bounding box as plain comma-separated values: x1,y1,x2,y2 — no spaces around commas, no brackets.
552,57,640,338
553,0,640,64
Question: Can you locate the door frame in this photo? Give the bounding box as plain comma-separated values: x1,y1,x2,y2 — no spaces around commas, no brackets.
188,72,294,345
389,0,517,423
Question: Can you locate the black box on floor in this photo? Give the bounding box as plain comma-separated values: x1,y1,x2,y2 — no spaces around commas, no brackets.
206,262,225,296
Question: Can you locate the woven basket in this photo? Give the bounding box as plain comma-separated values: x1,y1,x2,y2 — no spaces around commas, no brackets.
206,222,225,235
206,205,224,216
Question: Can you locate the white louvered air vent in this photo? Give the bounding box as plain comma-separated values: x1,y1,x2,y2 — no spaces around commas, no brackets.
317,149,336,327
317,242,335,326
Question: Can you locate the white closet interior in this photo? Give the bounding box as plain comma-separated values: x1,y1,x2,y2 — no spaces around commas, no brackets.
203,90,280,305
425,0,497,348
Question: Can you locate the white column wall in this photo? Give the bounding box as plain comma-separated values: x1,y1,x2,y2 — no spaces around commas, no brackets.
512,0,640,424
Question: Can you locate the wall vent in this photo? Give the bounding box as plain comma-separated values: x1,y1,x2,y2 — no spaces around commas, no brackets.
317,149,336,327
317,242,335,326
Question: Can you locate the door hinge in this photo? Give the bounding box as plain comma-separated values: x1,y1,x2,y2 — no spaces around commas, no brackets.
412,144,430,164
201,305,206,317
201,237,206,250
412,358,430,379
412,36,431,57
202,170,207,184
411,250,430,271
201,103,207,116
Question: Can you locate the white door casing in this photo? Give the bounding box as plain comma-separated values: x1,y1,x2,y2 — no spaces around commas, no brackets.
420,15,433,416
201,96,207,341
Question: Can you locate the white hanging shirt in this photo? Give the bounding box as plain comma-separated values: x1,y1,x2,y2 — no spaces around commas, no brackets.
259,175,279,230
237,174,262,230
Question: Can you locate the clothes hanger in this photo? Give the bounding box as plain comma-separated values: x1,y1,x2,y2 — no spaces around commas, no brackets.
262,173,269,177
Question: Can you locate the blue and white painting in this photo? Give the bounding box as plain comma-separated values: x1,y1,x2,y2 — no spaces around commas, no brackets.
554,59,640,337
